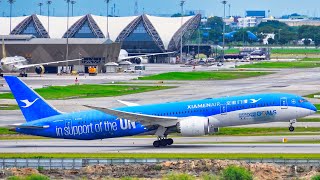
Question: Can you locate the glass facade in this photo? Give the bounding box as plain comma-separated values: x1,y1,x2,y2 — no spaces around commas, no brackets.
21,21,42,38
121,22,162,53
72,21,96,38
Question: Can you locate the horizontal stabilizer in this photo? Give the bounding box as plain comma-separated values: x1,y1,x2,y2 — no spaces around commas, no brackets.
9,123,50,129
84,105,178,127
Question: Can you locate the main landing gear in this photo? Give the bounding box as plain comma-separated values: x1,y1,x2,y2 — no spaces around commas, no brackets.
289,119,296,132
19,70,28,77
153,126,174,147
153,137,174,147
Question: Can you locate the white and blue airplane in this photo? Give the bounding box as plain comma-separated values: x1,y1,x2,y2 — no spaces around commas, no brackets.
4,76,317,147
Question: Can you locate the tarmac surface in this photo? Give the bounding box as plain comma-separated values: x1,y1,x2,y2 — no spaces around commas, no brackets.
1,136,320,153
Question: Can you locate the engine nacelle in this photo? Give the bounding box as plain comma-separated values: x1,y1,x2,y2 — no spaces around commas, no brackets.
134,57,142,64
177,116,217,137
35,65,45,74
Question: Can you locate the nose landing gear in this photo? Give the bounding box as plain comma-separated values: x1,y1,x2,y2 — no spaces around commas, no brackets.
289,119,296,132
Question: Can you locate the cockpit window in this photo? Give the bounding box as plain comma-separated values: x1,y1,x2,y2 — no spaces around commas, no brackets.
299,99,308,103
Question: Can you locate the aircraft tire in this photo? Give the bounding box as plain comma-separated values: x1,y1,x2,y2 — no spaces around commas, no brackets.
153,140,160,147
167,139,174,145
289,126,295,132
160,140,168,146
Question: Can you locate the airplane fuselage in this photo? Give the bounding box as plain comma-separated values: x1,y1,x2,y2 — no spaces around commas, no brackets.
0,56,28,72
17,93,316,140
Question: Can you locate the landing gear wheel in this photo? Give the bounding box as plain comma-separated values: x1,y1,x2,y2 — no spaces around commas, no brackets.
0,74,3,77
167,138,174,145
153,140,160,147
289,126,295,132
160,140,168,146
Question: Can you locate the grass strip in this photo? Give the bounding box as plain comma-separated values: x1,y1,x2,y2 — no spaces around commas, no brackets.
299,58,320,62
0,84,175,100
271,49,320,54
0,104,19,110
138,71,271,81
237,61,320,68
298,118,320,122
215,127,320,136
1,153,320,159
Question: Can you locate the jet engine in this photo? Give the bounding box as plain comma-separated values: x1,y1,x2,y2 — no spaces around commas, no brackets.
35,65,45,74
133,57,142,64
177,116,218,137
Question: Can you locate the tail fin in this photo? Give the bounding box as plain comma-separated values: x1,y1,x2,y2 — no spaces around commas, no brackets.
2,37,6,58
4,76,62,122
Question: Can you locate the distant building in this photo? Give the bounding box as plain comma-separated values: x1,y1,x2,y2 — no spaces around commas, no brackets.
246,11,266,18
237,17,258,28
0,14,201,54
185,10,206,18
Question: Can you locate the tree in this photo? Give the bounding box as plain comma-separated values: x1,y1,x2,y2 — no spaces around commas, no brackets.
304,39,311,46
275,29,297,45
233,29,249,43
171,13,182,17
268,38,275,45
314,33,320,47
206,16,223,32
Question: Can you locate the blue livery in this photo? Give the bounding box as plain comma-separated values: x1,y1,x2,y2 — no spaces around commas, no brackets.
3,76,317,147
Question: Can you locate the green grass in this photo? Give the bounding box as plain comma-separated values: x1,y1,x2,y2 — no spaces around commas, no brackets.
299,58,320,61
271,48,320,54
237,61,320,68
138,71,272,81
0,104,19,110
1,153,320,159
0,128,17,135
216,127,320,136
0,84,175,100
225,48,240,54
298,118,320,122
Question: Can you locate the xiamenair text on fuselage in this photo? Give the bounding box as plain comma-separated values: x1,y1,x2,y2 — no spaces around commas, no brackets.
4,76,317,147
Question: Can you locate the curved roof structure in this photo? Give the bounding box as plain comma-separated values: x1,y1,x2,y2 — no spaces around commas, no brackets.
0,14,201,52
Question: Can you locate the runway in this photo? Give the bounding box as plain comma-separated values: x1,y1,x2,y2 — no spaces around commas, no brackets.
1,137,320,153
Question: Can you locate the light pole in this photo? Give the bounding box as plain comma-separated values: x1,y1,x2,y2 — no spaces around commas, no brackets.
71,0,76,16
38,2,43,15
7,0,15,33
221,0,227,62
278,29,282,45
180,0,185,63
105,0,111,39
65,0,71,73
46,1,52,34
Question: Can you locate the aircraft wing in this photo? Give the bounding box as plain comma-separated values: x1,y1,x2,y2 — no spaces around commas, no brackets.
84,105,178,127
119,52,175,61
117,100,140,107
9,123,50,129
17,59,82,69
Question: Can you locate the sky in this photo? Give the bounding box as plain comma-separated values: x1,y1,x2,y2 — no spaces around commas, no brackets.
0,0,319,18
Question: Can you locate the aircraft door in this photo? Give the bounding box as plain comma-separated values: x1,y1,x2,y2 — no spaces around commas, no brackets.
65,119,72,128
280,97,288,109
220,104,227,115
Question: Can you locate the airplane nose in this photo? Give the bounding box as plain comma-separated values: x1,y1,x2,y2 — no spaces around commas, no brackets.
309,103,317,114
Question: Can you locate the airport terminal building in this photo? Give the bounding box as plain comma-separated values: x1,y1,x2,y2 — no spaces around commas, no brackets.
0,14,201,71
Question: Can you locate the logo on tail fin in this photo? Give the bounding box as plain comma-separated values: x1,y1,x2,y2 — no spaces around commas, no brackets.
20,98,39,108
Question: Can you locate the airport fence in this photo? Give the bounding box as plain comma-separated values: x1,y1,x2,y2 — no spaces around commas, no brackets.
1,158,320,170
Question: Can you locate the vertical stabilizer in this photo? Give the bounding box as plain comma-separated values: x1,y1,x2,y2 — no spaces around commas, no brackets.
4,76,62,122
